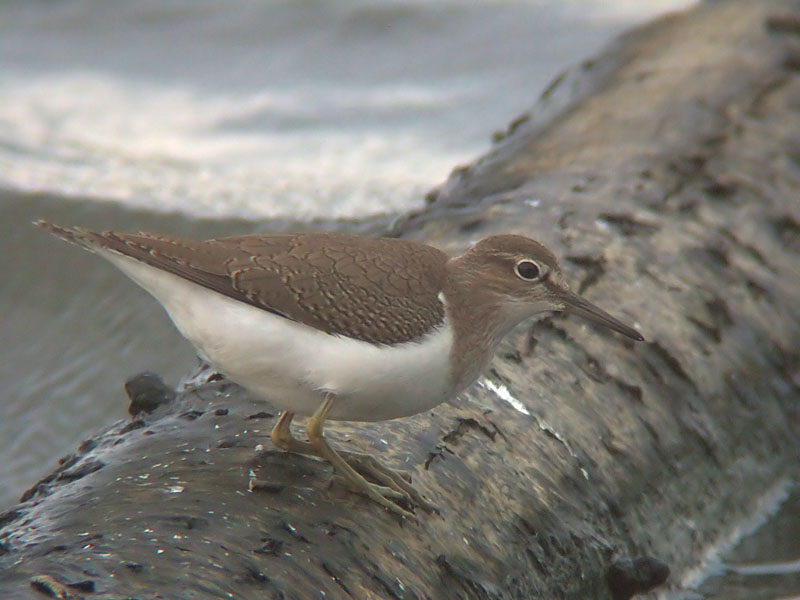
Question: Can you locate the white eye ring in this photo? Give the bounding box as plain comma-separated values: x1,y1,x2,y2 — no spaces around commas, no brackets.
514,259,543,281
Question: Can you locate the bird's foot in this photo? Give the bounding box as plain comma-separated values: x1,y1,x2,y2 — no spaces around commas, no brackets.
336,450,438,515
314,442,426,519
271,405,437,518
330,473,417,518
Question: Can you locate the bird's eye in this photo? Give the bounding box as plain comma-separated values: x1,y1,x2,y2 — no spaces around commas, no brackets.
515,259,541,281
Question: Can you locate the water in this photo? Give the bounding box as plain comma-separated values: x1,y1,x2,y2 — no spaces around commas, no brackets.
0,0,692,221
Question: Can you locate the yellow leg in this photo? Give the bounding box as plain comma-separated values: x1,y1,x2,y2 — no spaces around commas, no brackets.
304,393,433,518
270,411,314,454
267,399,436,517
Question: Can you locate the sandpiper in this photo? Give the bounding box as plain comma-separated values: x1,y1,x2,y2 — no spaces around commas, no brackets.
38,222,643,517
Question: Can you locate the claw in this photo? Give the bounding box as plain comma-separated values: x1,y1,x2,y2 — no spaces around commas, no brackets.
269,402,435,518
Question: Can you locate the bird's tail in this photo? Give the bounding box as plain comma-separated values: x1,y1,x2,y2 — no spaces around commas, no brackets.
34,220,107,253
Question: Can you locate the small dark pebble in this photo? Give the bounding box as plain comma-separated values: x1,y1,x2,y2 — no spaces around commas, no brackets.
125,372,176,416
57,459,105,483
118,419,146,434
20,464,65,500
19,483,48,503
217,438,240,449
606,556,670,600
124,562,144,573
31,575,67,598
77,439,97,454
247,411,274,420
179,410,205,421
214,408,229,416
58,453,79,468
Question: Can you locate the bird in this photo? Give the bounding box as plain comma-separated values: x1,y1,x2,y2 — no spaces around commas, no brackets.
37,221,644,517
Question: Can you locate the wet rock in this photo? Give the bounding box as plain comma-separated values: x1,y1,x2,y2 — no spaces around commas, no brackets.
125,371,176,416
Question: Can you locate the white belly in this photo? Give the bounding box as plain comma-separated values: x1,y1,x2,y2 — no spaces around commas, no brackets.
103,251,455,421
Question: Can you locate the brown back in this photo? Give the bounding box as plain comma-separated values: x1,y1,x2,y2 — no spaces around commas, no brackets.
41,223,449,345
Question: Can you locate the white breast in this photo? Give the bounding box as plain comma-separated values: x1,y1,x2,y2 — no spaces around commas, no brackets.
101,250,455,422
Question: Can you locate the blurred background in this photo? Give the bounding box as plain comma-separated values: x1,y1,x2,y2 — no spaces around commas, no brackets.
0,0,696,509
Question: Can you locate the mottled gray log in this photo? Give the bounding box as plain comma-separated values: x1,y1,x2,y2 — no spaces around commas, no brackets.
2,1,799,598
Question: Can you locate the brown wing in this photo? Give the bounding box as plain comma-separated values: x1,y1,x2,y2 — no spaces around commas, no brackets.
37,222,448,345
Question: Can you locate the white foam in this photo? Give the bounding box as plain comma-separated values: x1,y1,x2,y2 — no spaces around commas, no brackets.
0,74,463,219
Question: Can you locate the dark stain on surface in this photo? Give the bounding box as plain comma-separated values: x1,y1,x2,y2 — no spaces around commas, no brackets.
688,295,734,343
217,437,241,449
0,509,22,529
771,214,800,251
322,561,353,597
118,419,145,434
606,556,670,600
179,410,204,420
598,213,661,237
614,378,644,403
56,459,104,483
647,342,695,386
765,13,800,34
565,254,605,295
253,536,284,556
248,411,275,420
441,418,497,445
436,554,503,600
717,227,771,269
165,515,209,530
